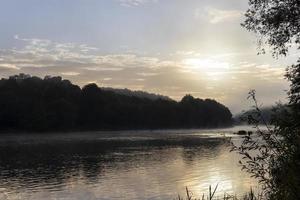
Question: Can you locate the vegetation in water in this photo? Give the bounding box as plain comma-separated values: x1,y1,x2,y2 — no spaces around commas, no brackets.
176,186,261,200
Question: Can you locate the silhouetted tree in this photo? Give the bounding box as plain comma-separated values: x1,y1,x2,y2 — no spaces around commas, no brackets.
232,1,300,199
0,74,233,132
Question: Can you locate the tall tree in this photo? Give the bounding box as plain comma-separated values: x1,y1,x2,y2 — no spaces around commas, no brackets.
233,1,300,199
243,0,300,56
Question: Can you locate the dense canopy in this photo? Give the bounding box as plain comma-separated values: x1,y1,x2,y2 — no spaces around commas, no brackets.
243,0,300,56
239,0,300,199
0,74,233,132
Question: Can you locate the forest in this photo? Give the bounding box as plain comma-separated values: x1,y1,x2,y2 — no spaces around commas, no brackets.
0,74,233,132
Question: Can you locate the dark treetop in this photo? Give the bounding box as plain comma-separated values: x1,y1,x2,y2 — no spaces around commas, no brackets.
0,74,232,132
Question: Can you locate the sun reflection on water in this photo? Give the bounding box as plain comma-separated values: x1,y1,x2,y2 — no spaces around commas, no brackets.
0,128,258,200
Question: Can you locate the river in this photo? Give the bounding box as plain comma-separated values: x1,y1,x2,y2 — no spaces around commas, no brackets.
0,126,258,200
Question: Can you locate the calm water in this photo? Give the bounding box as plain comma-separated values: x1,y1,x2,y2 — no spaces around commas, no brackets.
0,126,258,200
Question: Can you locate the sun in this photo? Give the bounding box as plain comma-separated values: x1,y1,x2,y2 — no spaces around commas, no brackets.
182,58,230,80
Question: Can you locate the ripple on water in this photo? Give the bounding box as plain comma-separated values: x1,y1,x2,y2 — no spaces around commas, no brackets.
0,127,258,200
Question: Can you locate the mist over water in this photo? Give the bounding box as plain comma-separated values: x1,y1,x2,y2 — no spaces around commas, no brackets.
0,127,257,200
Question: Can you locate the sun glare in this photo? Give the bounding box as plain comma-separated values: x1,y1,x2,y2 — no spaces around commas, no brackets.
182,58,230,80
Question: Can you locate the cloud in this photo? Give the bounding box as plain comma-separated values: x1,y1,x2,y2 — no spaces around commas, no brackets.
195,7,242,24
2,36,167,72
61,72,80,76
83,67,124,71
118,0,157,7
0,36,286,87
0,36,288,113
0,63,20,70
136,72,159,77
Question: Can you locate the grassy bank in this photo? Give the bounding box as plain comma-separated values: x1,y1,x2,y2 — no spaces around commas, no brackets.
176,186,261,200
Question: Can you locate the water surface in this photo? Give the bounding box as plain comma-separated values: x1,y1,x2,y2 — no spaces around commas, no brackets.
0,126,257,200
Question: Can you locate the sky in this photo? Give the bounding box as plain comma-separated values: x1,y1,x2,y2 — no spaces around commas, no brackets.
0,0,296,113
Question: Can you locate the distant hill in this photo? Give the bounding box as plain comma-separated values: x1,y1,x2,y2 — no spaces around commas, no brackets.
0,74,233,132
101,87,172,101
234,106,284,125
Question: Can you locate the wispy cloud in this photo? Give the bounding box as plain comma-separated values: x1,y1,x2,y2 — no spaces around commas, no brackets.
136,72,159,77
1,36,286,85
0,36,288,113
118,0,157,7
3,36,165,72
0,63,20,70
61,72,80,76
195,7,242,24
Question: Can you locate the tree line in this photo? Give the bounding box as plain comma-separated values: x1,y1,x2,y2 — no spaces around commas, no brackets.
0,74,233,132
234,106,279,125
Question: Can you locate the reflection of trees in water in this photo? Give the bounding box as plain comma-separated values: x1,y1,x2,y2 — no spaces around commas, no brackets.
0,137,228,192
180,139,229,164
0,142,108,192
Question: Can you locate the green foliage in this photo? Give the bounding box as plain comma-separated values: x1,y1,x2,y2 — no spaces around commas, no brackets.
242,0,300,57
240,1,300,199
231,91,300,200
286,63,300,117
0,74,233,132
